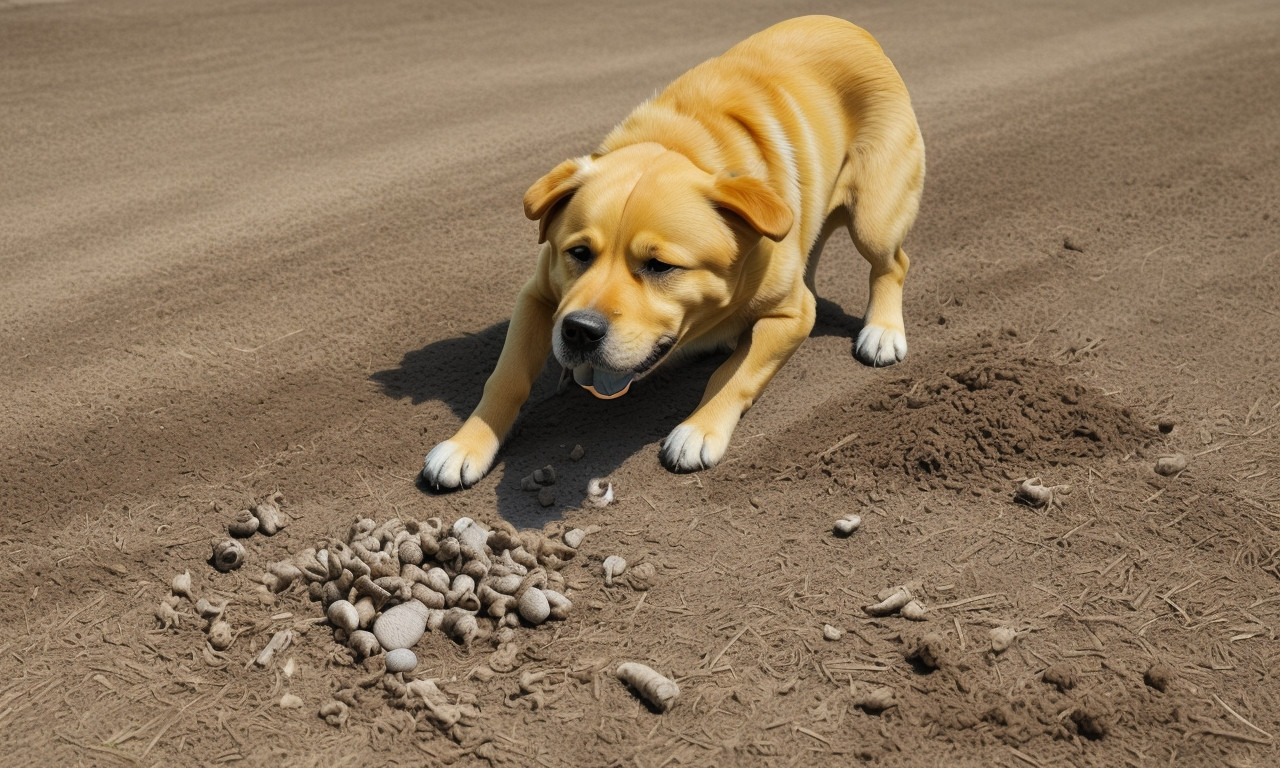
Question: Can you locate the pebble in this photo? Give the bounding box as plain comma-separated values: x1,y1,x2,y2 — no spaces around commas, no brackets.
518,587,551,625
385,648,418,673
373,602,428,650
822,624,842,641
537,486,556,507
279,694,304,709
833,514,861,536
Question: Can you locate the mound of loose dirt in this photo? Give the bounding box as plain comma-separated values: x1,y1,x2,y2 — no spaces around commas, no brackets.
796,341,1151,492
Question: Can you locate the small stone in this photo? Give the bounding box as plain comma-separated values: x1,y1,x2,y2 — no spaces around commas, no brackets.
537,486,556,507
385,648,418,674
564,528,587,549
373,601,428,650
602,555,626,586
279,694,304,709
1157,419,1175,434
208,620,233,650
1154,455,1188,476
518,588,551,625
833,514,861,536
626,562,657,591
989,626,1017,653
749,495,762,509
533,465,556,485
569,444,585,461
822,624,842,641
252,495,287,536
228,509,260,538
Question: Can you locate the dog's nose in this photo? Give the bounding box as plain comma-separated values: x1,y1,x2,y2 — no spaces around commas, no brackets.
561,310,609,352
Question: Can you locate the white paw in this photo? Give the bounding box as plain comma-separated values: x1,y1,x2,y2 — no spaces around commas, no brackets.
855,324,908,367
660,423,729,472
421,439,496,490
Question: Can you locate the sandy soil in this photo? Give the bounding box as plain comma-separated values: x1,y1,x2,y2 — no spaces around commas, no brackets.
3,0,1279,765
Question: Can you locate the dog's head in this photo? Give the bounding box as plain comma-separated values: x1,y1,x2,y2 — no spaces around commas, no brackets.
524,142,792,398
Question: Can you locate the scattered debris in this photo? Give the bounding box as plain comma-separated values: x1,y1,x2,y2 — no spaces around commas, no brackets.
279,693,304,709
864,586,912,617
319,700,349,728
1015,477,1070,508
989,626,1017,653
626,562,657,591
1154,455,1188,476
254,629,293,668
833,513,862,537
208,620,233,650
212,539,246,572
602,556,627,586
617,662,679,712
171,570,193,601
854,685,897,713
904,633,949,670
228,509,259,538
251,492,287,535
587,478,614,508
900,599,928,621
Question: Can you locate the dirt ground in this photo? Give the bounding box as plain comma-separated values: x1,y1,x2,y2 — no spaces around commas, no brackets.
3,0,1279,765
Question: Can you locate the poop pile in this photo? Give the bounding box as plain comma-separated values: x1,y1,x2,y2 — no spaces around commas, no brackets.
287,516,578,670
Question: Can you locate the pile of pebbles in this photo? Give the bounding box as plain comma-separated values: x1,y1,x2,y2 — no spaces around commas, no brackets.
270,516,580,673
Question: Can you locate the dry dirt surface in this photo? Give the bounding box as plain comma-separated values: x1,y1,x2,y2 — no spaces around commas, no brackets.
3,0,1279,765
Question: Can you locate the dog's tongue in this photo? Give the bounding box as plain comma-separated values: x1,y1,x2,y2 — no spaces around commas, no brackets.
573,364,633,399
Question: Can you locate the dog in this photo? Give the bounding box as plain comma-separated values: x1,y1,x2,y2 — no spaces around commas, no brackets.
423,15,924,489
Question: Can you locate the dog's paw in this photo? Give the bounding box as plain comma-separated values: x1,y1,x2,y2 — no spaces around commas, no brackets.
660,422,729,473
421,438,497,490
855,324,908,367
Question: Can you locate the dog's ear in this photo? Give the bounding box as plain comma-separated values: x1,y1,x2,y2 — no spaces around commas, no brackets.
708,174,793,242
524,157,589,243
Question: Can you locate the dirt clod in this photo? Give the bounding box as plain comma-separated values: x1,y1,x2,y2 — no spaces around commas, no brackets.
1042,662,1075,692
905,632,950,670
1070,697,1110,740
1144,663,1173,692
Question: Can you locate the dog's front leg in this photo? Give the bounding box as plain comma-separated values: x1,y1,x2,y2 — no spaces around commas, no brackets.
661,291,816,472
422,282,555,489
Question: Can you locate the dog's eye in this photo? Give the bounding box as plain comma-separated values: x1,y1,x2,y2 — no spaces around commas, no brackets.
566,246,593,263
645,258,678,274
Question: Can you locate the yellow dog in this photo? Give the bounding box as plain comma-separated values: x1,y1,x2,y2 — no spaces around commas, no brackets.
424,15,924,488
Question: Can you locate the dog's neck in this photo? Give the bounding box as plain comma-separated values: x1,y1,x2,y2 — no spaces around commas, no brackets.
597,100,755,179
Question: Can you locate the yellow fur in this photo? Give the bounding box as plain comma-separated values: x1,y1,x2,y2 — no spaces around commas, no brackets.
424,15,924,487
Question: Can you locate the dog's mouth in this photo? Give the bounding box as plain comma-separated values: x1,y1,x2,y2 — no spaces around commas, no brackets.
570,335,677,400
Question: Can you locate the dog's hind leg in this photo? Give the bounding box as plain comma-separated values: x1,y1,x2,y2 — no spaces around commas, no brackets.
845,122,925,367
